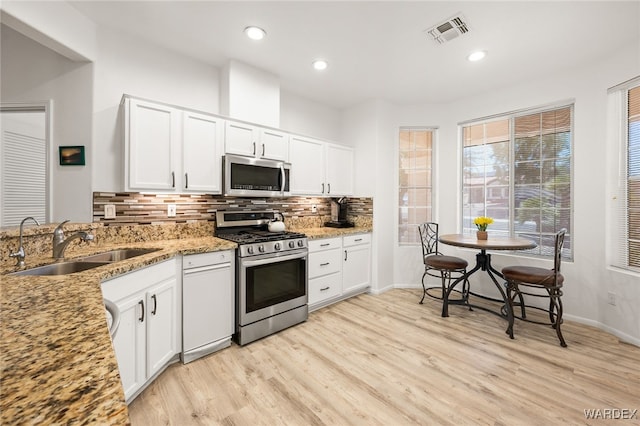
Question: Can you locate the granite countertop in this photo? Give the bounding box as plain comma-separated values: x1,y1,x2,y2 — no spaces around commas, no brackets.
0,225,371,425
0,236,236,425
292,226,372,239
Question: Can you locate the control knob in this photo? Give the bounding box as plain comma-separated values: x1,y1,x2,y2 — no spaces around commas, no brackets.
297,240,304,247
289,241,295,248
274,242,281,251
258,245,265,253
247,246,254,255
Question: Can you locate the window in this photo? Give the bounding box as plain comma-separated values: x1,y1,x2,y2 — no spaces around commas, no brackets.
461,104,573,258
611,78,640,271
399,128,434,244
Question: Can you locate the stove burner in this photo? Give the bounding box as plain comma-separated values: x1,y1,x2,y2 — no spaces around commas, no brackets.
217,230,306,244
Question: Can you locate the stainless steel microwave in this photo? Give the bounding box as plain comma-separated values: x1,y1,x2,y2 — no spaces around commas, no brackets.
223,154,291,197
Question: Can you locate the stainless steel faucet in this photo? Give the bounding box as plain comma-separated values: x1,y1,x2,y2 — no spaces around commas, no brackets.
52,220,94,259
9,216,41,268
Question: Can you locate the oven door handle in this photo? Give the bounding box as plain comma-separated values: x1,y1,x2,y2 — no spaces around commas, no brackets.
241,250,307,268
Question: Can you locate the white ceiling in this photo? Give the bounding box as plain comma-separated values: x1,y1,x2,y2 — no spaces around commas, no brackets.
69,1,640,109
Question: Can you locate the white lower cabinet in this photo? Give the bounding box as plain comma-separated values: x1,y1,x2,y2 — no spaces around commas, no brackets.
101,259,180,403
308,233,371,311
342,234,372,295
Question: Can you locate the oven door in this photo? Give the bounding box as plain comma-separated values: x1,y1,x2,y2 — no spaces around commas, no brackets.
237,249,308,326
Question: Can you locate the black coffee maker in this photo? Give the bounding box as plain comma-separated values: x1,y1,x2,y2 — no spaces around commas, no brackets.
324,197,354,228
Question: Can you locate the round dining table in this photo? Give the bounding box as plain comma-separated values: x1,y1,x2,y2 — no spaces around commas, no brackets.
437,233,537,338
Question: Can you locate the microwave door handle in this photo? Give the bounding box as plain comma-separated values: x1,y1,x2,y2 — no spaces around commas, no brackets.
280,163,285,196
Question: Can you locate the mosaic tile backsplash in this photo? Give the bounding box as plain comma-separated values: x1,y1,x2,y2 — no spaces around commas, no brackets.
92,192,373,228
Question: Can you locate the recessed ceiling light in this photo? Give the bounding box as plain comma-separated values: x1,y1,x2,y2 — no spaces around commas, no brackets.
244,26,266,41
467,50,487,62
312,59,328,71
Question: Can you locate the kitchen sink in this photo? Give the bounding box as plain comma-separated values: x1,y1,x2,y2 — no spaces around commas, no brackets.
10,261,111,276
9,248,161,276
77,248,161,262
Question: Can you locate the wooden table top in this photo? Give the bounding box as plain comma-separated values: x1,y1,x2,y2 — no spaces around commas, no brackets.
439,233,537,251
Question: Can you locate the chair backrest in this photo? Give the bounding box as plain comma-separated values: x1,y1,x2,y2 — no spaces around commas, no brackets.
418,222,440,258
553,228,567,274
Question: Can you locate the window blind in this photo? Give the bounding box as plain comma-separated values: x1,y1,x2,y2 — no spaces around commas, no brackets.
1,129,46,226
628,86,640,268
399,128,434,244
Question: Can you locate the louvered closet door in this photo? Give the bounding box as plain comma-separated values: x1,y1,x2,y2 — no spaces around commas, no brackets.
1,112,47,226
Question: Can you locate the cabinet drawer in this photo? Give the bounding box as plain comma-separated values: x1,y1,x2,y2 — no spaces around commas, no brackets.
309,273,342,305
183,251,232,269
343,233,371,247
308,237,341,252
309,248,341,279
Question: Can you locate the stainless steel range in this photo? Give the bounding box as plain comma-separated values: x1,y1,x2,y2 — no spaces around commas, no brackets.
215,210,308,345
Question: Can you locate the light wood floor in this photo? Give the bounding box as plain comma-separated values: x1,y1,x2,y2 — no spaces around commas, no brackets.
128,289,640,425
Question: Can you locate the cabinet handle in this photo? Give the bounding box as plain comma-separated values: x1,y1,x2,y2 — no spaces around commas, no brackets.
171,171,175,188
320,286,330,291
344,250,348,261
138,300,145,322
320,243,330,247
253,142,256,156
262,143,265,157
151,294,157,315
355,238,363,242
322,183,325,194
320,262,330,266
327,183,331,194
184,173,189,189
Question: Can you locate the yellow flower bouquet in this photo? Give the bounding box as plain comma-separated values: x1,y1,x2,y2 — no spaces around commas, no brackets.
473,216,494,231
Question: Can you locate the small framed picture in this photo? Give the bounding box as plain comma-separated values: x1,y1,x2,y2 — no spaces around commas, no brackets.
59,146,85,166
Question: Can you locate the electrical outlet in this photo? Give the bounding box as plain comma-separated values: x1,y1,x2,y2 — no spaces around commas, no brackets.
607,292,616,306
167,204,177,217
104,204,116,219
312,204,317,213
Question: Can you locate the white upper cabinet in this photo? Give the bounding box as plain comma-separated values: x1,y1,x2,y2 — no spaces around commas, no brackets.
182,111,224,192
225,120,289,162
325,143,354,196
125,98,178,191
289,135,354,196
289,135,326,195
123,96,224,193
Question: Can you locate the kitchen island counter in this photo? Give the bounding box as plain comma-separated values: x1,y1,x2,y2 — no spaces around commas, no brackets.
0,236,236,425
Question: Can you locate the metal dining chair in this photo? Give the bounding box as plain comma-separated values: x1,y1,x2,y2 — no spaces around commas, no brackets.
418,222,469,304
502,229,568,347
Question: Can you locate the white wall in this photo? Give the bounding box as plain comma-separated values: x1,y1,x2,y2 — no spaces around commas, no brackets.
1,0,96,61
1,24,93,223
91,26,221,191
383,42,640,344
280,91,342,142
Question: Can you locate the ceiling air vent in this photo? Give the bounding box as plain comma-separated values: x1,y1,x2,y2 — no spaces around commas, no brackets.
425,14,470,44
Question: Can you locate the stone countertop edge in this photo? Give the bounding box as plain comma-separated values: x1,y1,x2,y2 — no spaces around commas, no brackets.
0,236,236,426
0,227,371,425
293,226,373,239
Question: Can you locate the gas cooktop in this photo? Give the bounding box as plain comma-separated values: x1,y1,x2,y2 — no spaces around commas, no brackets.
216,229,306,244
215,210,308,257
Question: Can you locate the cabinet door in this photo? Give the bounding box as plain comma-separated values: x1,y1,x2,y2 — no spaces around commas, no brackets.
260,128,289,161
289,135,325,195
309,272,342,306
342,244,371,294
127,98,178,190
326,144,354,196
112,294,146,401
146,276,178,378
183,111,223,192
225,121,258,157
